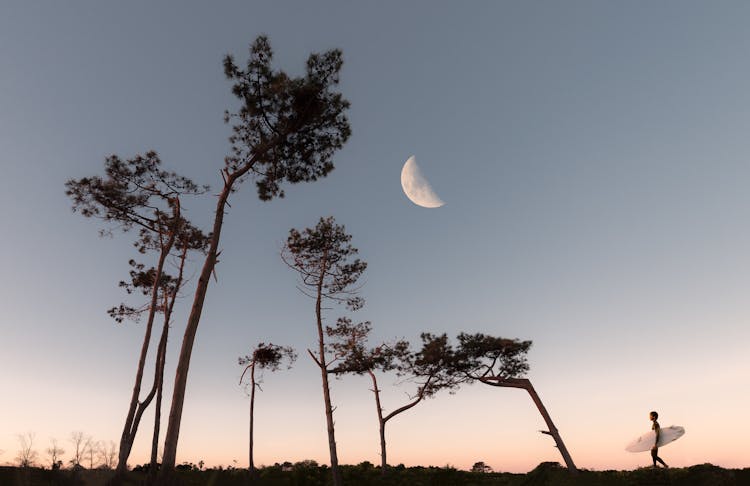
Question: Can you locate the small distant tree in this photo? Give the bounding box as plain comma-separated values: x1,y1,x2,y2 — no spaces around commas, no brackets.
238,342,296,477
85,439,99,469
15,432,38,468
455,333,577,473
46,438,65,470
471,461,492,473
98,441,117,470
69,431,90,469
330,329,462,473
282,216,366,486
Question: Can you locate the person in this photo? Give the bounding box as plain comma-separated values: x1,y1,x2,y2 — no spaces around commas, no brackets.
650,411,668,468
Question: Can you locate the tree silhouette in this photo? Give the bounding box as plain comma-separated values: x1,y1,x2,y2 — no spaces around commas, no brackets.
159,36,350,480
330,329,462,474
98,441,118,470
85,440,99,470
65,152,208,478
282,216,365,486
238,343,296,477
455,333,577,473
46,438,65,470
15,432,38,468
68,431,90,469
471,461,492,473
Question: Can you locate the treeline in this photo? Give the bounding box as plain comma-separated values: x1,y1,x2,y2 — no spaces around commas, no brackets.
9,431,116,471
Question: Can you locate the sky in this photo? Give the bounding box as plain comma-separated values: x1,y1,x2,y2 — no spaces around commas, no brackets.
1,0,749,474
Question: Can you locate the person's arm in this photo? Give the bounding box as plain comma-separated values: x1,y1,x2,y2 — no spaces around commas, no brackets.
653,423,660,449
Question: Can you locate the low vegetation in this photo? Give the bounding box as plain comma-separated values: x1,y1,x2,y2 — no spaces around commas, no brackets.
1,462,748,486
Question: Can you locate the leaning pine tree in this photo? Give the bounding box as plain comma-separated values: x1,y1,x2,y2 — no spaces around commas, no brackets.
455,333,578,473
65,152,208,479
282,216,367,486
159,35,351,481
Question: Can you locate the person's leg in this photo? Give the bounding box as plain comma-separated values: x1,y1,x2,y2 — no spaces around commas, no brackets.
651,448,668,468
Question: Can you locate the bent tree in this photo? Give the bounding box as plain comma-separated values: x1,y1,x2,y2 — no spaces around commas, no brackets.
238,343,296,477
282,217,366,486
455,333,578,473
65,152,208,477
159,35,351,479
331,329,461,474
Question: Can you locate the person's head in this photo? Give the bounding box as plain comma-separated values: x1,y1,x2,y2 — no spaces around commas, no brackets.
650,411,659,421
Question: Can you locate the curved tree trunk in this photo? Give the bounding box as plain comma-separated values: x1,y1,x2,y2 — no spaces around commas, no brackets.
480,378,577,473
367,371,434,476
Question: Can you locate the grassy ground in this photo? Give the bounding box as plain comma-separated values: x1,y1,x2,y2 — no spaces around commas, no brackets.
2,462,748,486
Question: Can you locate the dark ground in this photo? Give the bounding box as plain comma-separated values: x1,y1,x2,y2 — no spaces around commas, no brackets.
2,462,748,486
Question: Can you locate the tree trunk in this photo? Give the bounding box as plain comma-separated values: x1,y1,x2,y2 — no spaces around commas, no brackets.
481,378,577,473
159,173,236,477
314,250,342,486
150,244,187,473
367,371,387,474
157,150,269,484
148,313,168,477
249,361,256,478
318,363,341,486
115,221,178,477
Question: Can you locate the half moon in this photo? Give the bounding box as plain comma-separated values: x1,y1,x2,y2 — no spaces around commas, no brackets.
400,156,445,208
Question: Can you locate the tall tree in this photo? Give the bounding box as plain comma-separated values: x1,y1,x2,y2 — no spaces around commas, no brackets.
282,216,366,486
455,333,577,473
238,343,296,478
330,328,461,473
159,35,350,479
65,152,208,477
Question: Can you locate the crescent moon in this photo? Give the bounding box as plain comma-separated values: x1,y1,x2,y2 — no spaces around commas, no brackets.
400,156,445,208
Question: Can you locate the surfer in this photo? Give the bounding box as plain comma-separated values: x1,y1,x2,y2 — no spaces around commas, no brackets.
649,411,669,468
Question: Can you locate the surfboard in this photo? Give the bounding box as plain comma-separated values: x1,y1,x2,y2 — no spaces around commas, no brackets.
625,425,685,452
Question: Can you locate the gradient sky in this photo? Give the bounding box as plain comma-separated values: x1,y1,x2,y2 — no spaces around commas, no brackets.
1,1,749,473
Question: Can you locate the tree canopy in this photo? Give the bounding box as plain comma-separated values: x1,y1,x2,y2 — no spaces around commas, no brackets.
222,36,351,199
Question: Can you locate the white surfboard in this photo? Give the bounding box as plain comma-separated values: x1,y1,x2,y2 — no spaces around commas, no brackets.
625,425,685,453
